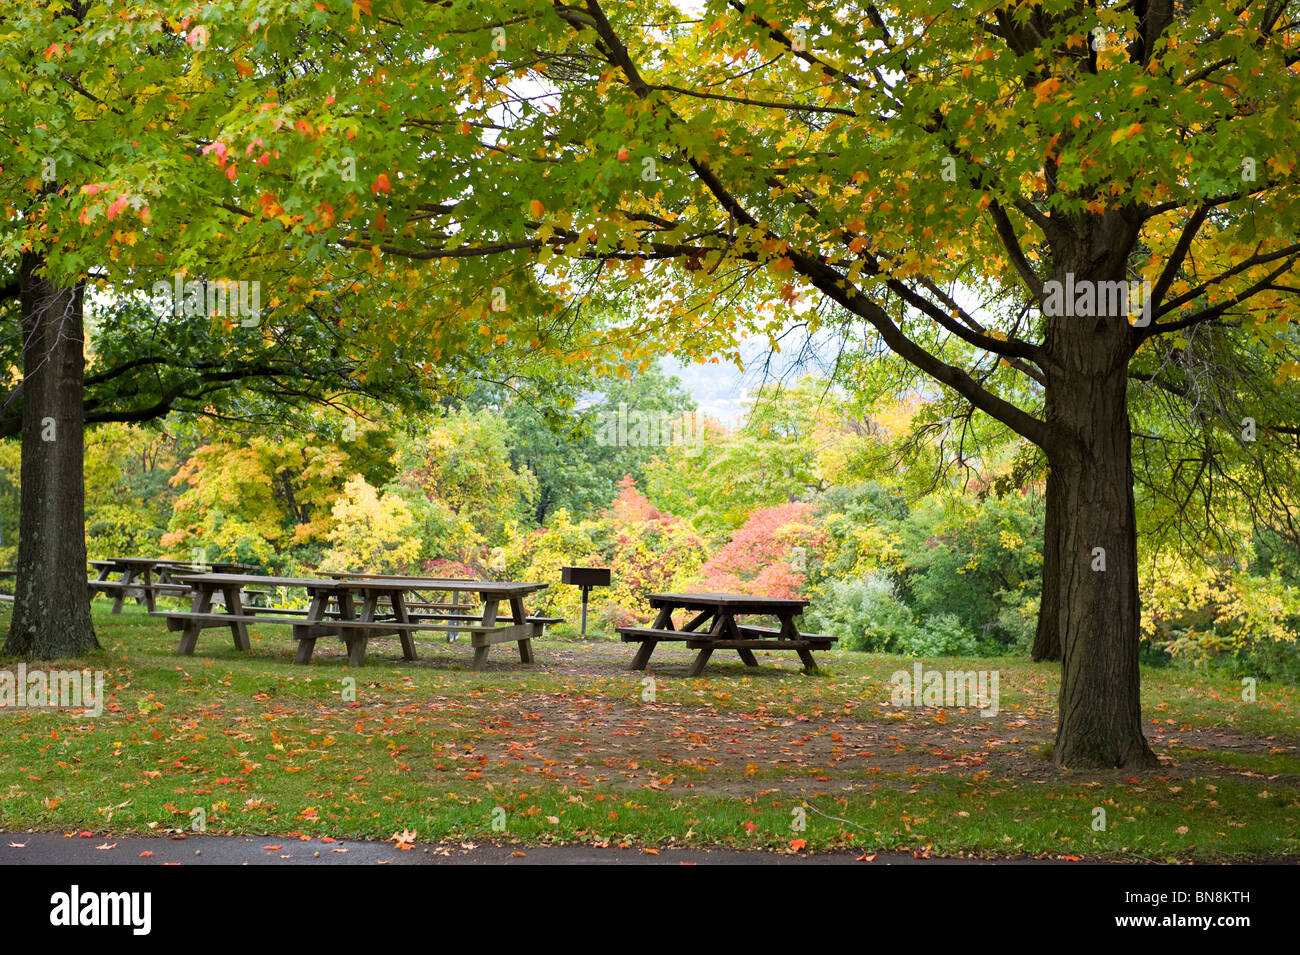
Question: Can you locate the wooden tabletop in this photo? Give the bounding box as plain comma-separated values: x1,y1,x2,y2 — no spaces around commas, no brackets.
648,592,810,611
172,573,547,596
94,558,260,571
338,577,548,595
172,573,342,589
323,571,474,581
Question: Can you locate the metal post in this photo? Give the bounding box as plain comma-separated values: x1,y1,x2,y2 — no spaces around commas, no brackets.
580,585,591,637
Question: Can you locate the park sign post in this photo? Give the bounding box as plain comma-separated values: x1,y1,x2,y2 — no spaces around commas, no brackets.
561,566,612,636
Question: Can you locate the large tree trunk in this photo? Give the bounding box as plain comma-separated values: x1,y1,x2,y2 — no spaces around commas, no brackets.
1044,257,1156,770
1032,466,1062,661
2,251,97,659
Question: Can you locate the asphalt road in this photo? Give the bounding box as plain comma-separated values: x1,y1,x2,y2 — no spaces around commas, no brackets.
0,831,1073,865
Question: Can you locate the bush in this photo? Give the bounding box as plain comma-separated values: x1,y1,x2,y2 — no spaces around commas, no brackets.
805,574,916,652
807,575,988,657
894,612,982,657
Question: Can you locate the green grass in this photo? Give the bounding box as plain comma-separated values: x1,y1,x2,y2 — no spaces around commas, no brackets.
0,604,1295,861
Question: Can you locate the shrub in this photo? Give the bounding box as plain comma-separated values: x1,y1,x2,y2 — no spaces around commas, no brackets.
804,574,917,652
893,612,982,657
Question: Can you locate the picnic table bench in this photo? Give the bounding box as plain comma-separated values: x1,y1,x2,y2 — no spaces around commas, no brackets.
617,592,835,676
157,573,550,670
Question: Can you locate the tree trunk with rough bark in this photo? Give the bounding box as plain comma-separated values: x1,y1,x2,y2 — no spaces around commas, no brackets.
2,251,98,659
1042,253,1156,769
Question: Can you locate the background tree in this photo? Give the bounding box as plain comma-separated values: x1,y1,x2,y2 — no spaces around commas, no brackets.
498,365,696,524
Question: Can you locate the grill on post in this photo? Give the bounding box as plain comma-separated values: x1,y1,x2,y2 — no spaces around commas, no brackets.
560,567,611,637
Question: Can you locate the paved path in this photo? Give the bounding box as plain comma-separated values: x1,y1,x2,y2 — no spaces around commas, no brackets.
0,832,1083,865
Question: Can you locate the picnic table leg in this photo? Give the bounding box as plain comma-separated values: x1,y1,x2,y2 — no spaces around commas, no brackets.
775,613,818,671
341,591,369,667
112,568,133,614
631,603,677,670
176,586,214,655
686,646,715,677
88,566,109,605
509,596,534,664
293,590,331,664
221,585,251,652
628,638,658,670
390,590,418,661
448,589,460,643
722,613,759,667
142,567,157,613
471,598,499,670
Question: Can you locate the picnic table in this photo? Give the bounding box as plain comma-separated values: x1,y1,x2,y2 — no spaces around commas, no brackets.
89,557,261,613
158,573,551,670
617,592,836,676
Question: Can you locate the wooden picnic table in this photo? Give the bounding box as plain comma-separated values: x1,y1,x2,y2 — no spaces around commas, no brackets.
158,573,550,670
89,557,261,613
617,592,836,676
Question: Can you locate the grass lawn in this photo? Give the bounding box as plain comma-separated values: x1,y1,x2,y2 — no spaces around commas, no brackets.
1,604,1296,861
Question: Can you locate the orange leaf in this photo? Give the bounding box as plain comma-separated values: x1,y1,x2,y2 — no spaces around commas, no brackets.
1033,78,1061,106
